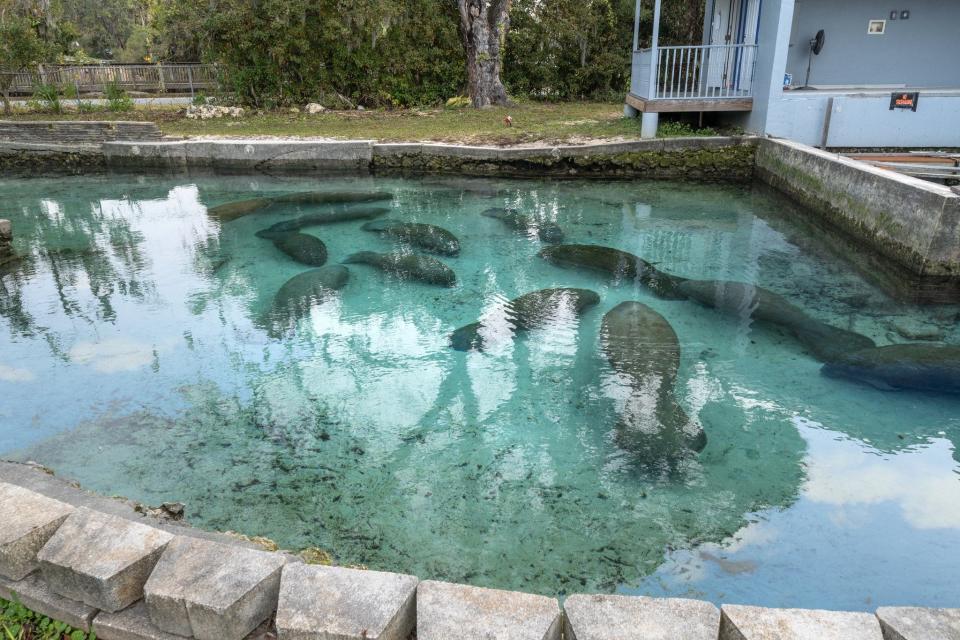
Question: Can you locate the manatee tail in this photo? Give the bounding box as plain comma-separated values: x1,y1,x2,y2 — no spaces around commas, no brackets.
449,322,484,352
342,251,379,265
255,228,290,240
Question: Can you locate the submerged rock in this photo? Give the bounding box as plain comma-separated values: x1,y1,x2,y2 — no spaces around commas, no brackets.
272,232,327,266
821,343,960,394
0,219,15,266
343,251,456,287
676,279,875,362
481,208,565,244
255,207,389,239
538,244,687,299
361,220,460,256
601,301,706,458
450,287,599,351
270,265,349,327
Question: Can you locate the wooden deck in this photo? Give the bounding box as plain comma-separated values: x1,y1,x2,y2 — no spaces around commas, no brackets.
626,92,753,113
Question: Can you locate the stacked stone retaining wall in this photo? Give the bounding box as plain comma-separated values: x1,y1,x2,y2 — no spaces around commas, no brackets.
0,121,162,145
0,462,956,640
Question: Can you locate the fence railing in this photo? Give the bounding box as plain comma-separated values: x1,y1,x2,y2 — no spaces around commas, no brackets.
1,64,217,95
633,43,758,100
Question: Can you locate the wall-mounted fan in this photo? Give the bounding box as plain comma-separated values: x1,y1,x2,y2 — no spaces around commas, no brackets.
804,29,826,87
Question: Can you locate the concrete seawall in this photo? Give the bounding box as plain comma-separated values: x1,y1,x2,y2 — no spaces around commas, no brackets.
1,461,957,640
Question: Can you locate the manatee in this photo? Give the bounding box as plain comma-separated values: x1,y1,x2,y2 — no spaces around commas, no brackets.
208,197,274,221
270,265,349,326
481,208,565,244
272,232,327,266
821,343,960,394
255,207,390,239
676,279,875,362
343,251,457,287
273,191,393,206
361,220,461,256
538,244,688,299
601,301,706,457
450,287,600,351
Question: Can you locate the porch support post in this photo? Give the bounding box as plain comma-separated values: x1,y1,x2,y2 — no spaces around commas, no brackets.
641,0,662,138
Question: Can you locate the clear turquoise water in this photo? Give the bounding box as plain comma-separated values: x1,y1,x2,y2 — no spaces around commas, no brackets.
1,173,959,608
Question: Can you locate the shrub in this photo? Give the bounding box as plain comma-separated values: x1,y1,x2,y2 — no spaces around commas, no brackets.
1,596,96,640
104,81,133,112
30,83,62,114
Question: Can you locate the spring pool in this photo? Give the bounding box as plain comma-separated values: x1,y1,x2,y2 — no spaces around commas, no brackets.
1,173,958,609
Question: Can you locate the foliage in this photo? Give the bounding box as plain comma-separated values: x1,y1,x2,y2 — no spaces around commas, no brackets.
0,12,49,114
104,80,132,112
657,119,717,137
29,82,61,113
1,596,96,640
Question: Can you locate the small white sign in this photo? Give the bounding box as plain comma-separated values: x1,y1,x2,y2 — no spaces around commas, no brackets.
867,19,886,34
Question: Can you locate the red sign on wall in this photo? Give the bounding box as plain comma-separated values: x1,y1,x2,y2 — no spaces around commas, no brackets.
889,92,919,112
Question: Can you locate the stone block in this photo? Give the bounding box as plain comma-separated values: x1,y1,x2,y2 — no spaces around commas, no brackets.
417,580,561,640
0,482,74,580
0,219,11,240
144,536,285,640
876,606,960,640
37,507,174,613
720,604,883,640
276,563,418,640
564,593,719,640
94,602,277,640
0,572,98,632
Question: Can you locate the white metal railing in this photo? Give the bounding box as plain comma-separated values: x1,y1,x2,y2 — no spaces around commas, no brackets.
634,43,758,100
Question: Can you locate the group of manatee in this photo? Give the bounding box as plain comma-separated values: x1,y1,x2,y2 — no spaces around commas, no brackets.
211,189,960,463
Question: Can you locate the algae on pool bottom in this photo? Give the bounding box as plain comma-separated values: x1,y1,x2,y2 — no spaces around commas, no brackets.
0,173,958,607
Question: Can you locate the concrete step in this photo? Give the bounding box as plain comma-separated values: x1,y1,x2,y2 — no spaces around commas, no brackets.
93,601,277,640
0,482,75,580
276,563,418,640
0,572,98,632
720,604,884,640
875,606,960,640
144,536,286,640
36,507,174,613
416,580,561,640
564,593,719,640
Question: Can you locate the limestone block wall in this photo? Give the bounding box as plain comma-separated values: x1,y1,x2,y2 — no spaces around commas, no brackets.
1,462,957,640
0,121,162,144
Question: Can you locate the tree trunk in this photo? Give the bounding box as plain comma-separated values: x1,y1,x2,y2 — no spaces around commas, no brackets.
457,0,512,107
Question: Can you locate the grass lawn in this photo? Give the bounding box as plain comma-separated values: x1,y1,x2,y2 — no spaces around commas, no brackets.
4,101,719,144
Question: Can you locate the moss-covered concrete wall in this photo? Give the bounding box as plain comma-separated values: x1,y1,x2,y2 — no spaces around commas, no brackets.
0,144,106,176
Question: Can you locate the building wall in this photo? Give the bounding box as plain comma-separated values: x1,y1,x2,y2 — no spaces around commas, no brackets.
765,91,960,147
785,0,960,88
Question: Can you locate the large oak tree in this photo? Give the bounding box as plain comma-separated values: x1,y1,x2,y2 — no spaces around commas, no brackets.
457,0,511,107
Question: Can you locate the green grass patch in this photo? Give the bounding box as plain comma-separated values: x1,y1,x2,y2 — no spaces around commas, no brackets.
1,597,95,640
4,101,729,144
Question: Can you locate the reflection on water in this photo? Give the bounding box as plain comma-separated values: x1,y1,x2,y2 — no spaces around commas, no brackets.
0,174,958,604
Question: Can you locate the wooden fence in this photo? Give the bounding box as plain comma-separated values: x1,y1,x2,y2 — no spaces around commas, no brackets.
1,64,218,95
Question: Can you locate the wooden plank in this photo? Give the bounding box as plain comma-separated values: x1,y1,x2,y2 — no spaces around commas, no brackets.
850,154,958,165
626,92,752,113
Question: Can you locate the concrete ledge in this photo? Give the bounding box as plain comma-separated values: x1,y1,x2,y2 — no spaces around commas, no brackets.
276,563,418,640
875,606,960,640
563,593,719,640
37,507,174,612
92,601,277,640
144,536,286,640
720,604,883,640
416,580,561,640
0,572,98,632
0,482,74,580
755,137,960,278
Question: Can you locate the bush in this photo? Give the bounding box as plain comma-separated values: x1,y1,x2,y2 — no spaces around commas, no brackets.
104,81,133,112
657,120,717,138
30,83,62,114
191,92,208,106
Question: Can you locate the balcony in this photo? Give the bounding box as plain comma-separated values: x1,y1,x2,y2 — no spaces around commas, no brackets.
627,43,757,113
